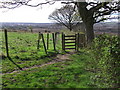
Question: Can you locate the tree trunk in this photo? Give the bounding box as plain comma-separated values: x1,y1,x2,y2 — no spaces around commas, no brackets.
85,22,94,44
76,2,95,44
68,25,72,31
69,26,72,31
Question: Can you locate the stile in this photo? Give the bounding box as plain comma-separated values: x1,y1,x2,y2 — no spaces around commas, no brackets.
61,32,80,51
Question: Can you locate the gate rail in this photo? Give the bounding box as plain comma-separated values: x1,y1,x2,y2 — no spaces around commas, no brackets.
62,33,80,51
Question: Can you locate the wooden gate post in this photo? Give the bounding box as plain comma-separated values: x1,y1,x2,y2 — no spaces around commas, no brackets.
52,33,56,51
75,33,77,51
47,33,49,50
37,32,41,50
62,32,65,51
4,29,9,57
77,33,80,51
55,32,57,46
41,33,47,54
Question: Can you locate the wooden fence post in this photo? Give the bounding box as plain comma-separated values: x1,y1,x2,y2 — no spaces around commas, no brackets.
52,33,56,51
4,29,9,57
47,33,49,50
77,33,79,51
41,33,47,54
37,32,41,50
62,32,65,51
75,33,77,51
55,32,58,45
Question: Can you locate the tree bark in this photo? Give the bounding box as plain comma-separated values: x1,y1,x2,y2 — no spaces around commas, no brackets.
69,23,72,31
85,22,94,44
76,2,95,44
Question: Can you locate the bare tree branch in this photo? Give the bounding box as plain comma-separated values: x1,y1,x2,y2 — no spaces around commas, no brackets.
48,5,82,31
0,0,55,9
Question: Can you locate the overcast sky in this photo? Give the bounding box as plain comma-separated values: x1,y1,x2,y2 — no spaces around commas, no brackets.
0,1,118,23
0,1,64,23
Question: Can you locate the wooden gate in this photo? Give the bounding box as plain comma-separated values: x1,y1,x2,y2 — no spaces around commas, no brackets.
62,33,79,51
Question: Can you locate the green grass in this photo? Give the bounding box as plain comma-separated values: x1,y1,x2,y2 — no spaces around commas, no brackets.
2,51,94,88
2,31,118,88
1,31,95,88
1,31,62,73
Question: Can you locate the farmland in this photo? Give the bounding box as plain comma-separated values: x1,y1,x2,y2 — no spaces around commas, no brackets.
0,1,119,88
1,31,62,73
1,31,93,88
1,30,119,88
1,22,119,34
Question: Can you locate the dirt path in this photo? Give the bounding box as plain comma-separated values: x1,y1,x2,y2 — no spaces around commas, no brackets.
3,52,74,75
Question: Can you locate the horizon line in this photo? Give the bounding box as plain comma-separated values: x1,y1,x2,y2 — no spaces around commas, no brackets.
0,21,118,24
0,22,54,23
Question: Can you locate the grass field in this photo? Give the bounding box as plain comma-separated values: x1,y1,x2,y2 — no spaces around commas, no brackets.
1,31,95,88
1,31,119,88
1,31,62,72
2,52,94,88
